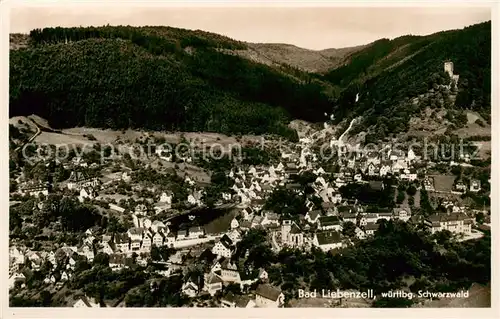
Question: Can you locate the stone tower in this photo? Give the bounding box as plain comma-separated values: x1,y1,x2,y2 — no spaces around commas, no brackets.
281,220,291,242
444,61,454,78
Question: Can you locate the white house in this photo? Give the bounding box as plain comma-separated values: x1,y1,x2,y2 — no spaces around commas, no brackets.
204,272,223,296
255,284,285,308
305,210,321,224
73,295,100,308
181,280,199,298
312,231,343,252
188,226,204,238
231,218,240,229
392,206,412,222
318,216,342,232
212,235,233,258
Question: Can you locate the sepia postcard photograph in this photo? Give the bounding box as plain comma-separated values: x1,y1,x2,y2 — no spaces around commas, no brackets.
2,0,498,318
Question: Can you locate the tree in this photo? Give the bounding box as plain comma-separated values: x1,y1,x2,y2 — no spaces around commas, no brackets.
406,185,417,196
93,252,110,267
224,283,242,295
151,245,162,261
342,221,357,238
475,212,485,224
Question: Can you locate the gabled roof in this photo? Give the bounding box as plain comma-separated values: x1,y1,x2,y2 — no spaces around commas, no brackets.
290,223,302,234
306,210,321,220
114,233,129,244
256,284,282,301
318,216,341,226
219,234,234,249
128,227,144,235
337,205,355,214
189,226,203,233
427,213,470,223
315,231,342,245
206,272,223,285
364,222,380,231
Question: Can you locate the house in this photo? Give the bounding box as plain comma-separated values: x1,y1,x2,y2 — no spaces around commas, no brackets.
454,181,468,193
312,231,343,252
9,246,26,266
258,268,269,281
283,222,304,248
424,177,435,191
204,272,223,296
8,272,26,289
130,239,141,251
189,226,204,238
109,204,126,213
470,179,481,192
177,230,187,240
212,235,234,258
321,202,336,215
318,216,342,231
141,234,152,251
360,213,382,226
151,221,168,234
305,210,321,224
221,293,256,308
251,215,263,228
100,242,115,255
340,212,357,224
127,228,144,241
231,218,240,229
425,213,473,234
407,149,417,162
114,233,130,253
255,284,285,308
67,170,99,191
364,222,380,236
219,259,241,283
376,210,393,221
73,295,101,308
181,280,199,298
77,245,95,262
152,232,165,247
78,187,97,202
392,206,412,222
159,192,173,205
388,149,405,161
400,169,417,181
227,228,242,244
355,227,366,240
135,204,148,216
366,163,378,176
61,271,70,281
261,211,280,226
165,233,176,247
18,181,49,197
379,163,391,177
354,173,363,182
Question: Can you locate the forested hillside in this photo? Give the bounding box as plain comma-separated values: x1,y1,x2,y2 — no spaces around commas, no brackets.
326,21,491,141
9,26,334,140
9,22,490,140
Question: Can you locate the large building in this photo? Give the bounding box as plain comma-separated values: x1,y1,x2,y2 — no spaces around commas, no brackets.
425,213,472,235
255,284,284,308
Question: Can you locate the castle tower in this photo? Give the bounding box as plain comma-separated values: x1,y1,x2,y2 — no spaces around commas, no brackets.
281,220,291,242
444,61,454,78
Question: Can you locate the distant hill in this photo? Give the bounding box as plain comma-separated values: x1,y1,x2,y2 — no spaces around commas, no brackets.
9,22,491,142
324,21,491,142
9,26,336,140
237,42,366,73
